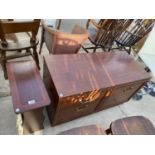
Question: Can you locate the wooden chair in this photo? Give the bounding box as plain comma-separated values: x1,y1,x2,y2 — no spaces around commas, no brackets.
43,22,88,54
0,19,40,79
106,116,155,135
83,19,133,53
39,19,62,54
115,19,155,54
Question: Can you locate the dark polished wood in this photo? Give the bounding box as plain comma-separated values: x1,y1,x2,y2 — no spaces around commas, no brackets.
6,61,50,114
110,116,155,135
43,51,151,125
58,125,106,135
0,19,40,79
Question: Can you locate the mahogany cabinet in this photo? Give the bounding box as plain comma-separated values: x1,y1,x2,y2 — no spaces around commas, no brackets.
43,51,151,125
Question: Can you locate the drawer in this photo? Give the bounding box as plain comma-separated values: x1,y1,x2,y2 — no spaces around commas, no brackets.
58,89,107,110
54,100,98,124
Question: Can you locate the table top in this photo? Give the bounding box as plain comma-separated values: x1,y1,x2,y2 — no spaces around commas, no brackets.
58,124,106,135
7,61,51,113
44,51,151,97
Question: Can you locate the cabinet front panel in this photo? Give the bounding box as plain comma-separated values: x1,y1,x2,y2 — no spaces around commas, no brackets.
54,98,102,125
58,89,107,110
96,81,145,111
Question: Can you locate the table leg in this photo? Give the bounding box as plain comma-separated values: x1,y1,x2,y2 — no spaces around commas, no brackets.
18,108,44,135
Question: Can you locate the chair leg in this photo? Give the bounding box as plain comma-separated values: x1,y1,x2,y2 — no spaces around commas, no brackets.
105,128,111,135
17,49,22,53
128,46,131,54
33,47,40,70
93,45,97,53
39,27,45,54
1,51,8,79
105,123,113,135
26,49,30,53
82,46,89,53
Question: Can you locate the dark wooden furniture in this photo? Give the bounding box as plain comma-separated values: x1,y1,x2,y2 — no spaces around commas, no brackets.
58,125,106,135
115,19,155,54
0,19,40,79
83,19,133,53
43,23,88,54
39,19,62,54
107,116,155,135
43,51,151,125
6,61,50,134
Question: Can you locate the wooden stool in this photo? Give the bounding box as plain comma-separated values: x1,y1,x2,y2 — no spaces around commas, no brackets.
58,125,106,135
107,116,155,135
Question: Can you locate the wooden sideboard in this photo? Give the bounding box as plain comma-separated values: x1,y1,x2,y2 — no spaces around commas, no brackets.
43,51,151,125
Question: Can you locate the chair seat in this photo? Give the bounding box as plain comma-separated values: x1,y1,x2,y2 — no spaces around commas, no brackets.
0,38,39,51
58,125,106,135
111,116,155,135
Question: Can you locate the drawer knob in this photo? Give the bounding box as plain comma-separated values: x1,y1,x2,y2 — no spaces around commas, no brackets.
79,99,90,105
105,90,111,97
76,104,88,112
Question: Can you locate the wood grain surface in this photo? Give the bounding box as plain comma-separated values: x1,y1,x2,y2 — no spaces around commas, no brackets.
7,61,50,113
111,116,155,135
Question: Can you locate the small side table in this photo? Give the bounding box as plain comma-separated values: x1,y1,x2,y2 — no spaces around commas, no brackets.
7,61,50,134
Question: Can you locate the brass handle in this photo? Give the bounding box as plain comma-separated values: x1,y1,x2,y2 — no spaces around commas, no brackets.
105,90,111,97
79,99,90,105
76,105,88,112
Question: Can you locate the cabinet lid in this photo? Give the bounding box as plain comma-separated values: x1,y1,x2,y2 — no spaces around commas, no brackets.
44,51,151,97
7,61,51,113
96,51,151,86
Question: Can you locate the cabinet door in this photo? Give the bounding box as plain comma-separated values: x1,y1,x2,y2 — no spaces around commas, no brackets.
96,81,145,111
58,90,107,110
54,101,98,125
54,90,107,125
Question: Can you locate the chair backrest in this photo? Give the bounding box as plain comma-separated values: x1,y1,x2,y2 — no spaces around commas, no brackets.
43,23,88,54
116,19,155,47
0,19,40,47
87,19,133,48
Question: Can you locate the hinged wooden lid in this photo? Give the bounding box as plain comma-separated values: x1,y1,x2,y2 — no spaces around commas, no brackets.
44,51,151,97
7,61,51,113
